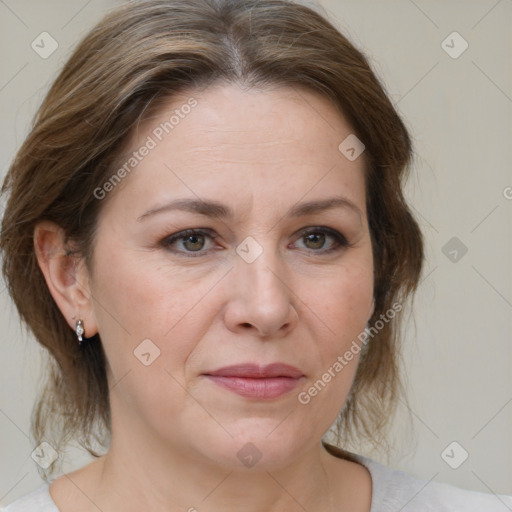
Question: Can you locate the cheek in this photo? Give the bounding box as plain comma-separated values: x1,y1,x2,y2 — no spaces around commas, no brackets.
88,242,225,388
88,250,208,419
90,239,206,336
305,258,373,338
295,263,372,422
297,259,373,408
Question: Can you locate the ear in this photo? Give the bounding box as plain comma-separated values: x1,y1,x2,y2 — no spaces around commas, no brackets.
34,221,98,338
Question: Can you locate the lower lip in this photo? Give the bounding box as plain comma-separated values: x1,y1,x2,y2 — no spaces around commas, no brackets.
205,375,302,399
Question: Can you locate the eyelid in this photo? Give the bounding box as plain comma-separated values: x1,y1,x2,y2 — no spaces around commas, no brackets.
161,228,218,257
292,226,351,251
294,226,348,242
160,226,350,257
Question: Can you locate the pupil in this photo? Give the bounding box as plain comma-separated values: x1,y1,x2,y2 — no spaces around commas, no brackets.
306,233,324,249
185,235,204,251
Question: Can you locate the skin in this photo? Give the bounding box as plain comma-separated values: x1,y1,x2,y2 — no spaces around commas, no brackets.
35,82,375,512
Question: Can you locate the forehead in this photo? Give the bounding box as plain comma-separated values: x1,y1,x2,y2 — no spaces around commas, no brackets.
101,83,367,219
137,82,352,152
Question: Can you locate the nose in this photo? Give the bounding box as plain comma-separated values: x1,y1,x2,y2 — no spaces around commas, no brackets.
223,250,298,338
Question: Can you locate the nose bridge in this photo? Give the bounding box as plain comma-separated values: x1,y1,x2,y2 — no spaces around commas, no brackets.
238,239,288,303
227,236,296,336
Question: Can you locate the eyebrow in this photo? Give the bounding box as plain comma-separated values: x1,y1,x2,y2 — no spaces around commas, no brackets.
137,196,362,222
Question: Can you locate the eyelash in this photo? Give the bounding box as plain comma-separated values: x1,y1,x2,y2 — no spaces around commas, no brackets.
160,227,351,258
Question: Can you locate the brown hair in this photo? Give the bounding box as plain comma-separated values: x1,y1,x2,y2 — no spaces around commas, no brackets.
1,0,423,477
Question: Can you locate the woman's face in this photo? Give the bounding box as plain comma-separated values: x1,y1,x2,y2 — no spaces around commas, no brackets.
84,83,374,469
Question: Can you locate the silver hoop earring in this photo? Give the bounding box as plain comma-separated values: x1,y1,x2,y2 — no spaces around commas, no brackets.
76,320,84,345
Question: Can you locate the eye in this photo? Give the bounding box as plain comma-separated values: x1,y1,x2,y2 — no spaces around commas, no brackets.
161,226,350,257
293,227,350,253
161,229,217,256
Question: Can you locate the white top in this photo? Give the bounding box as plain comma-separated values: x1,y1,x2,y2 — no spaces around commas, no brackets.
2,454,511,511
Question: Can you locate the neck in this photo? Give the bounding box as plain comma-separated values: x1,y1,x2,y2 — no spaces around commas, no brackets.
66,392,372,512
92,429,339,512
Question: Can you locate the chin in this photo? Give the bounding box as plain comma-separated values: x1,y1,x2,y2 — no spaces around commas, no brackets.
193,420,314,472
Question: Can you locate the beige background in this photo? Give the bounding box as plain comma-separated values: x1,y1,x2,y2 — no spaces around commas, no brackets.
1,0,511,505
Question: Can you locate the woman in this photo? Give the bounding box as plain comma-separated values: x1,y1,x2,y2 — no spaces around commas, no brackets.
1,0,510,511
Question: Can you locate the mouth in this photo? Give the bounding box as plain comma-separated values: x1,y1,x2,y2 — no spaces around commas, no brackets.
202,363,305,400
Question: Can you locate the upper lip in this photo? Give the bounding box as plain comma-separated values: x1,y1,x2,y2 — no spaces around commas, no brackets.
204,363,304,379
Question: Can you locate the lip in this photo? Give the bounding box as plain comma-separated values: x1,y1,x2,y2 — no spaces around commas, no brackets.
203,363,304,399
